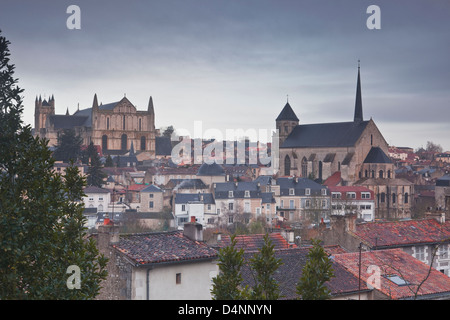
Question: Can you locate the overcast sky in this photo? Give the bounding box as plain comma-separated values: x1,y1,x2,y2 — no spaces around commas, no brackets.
1,0,449,150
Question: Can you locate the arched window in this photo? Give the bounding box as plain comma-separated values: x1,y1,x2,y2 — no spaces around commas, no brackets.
381,192,386,203
371,170,375,178
139,118,142,131
106,117,110,130
98,204,103,212
301,157,308,178
102,135,108,151
392,193,396,204
365,170,368,178
121,134,127,150
387,170,391,178
141,136,146,151
123,115,126,130
284,155,291,176
404,192,409,204
379,170,383,178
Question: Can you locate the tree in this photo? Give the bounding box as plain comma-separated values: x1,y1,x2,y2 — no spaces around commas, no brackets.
85,141,106,187
0,30,107,299
296,238,334,300
161,125,175,138
211,234,245,300
53,128,83,162
247,233,283,300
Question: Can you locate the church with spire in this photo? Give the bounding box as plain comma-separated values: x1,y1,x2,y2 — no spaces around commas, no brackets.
276,64,413,219
34,94,158,159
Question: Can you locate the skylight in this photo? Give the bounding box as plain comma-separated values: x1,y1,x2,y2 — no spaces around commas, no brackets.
384,274,410,286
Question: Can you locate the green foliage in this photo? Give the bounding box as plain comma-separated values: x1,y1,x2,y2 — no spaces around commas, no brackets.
0,30,107,299
211,234,245,300
85,142,107,187
247,233,283,300
52,128,83,162
296,238,334,300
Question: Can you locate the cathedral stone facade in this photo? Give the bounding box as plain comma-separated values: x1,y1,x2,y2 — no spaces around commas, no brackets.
34,94,157,158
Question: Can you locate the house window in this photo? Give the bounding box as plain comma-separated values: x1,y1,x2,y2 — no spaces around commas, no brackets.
392,193,396,204
404,192,409,204
244,202,250,212
361,192,370,199
228,216,234,223
217,208,220,214
228,191,234,198
181,204,186,211
149,201,154,209
346,192,356,199
150,194,154,198
289,188,294,195
380,193,386,203
305,199,311,209
321,189,327,196
289,200,295,209
228,202,234,211
207,204,211,211
332,192,341,199
245,190,250,198
415,246,426,261
321,200,327,208
305,188,311,196
176,273,182,285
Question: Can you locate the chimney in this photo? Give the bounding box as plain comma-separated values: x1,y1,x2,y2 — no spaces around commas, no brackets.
183,219,203,242
281,228,295,245
345,213,357,233
97,223,120,254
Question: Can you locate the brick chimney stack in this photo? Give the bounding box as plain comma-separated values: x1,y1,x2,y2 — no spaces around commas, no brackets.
183,218,203,242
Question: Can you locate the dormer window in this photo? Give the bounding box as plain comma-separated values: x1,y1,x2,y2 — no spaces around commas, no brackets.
245,190,250,198
305,188,311,196
289,188,295,195
321,189,327,196
228,191,234,198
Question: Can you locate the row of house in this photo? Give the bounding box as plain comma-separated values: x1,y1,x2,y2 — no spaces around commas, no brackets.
95,213,450,300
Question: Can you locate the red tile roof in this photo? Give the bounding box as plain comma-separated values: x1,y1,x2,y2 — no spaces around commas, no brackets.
353,219,450,248
113,231,218,265
217,233,297,252
334,249,450,299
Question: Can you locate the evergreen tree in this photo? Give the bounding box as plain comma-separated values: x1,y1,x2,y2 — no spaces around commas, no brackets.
247,233,283,300
296,238,334,300
104,154,114,167
85,141,106,187
211,234,245,300
53,128,83,162
0,30,107,299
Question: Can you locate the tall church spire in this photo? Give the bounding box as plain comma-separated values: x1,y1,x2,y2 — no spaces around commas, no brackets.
354,60,363,123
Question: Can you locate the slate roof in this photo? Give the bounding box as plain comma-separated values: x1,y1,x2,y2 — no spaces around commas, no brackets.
363,147,393,164
155,136,172,156
84,186,111,194
334,249,450,300
352,219,450,248
113,231,218,265
216,233,296,251
437,174,450,187
166,179,208,190
277,177,327,196
214,181,266,199
48,114,90,129
174,193,215,205
276,102,299,121
239,247,370,299
141,184,163,193
197,162,225,176
281,120,370,149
